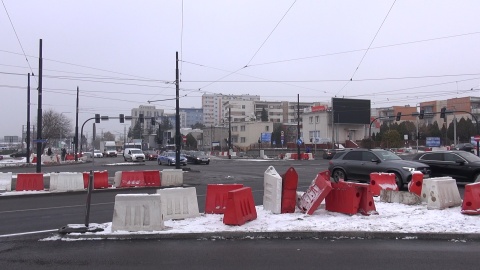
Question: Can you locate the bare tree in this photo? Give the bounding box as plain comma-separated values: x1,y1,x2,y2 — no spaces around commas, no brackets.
102,131,116,141
41,109,72,150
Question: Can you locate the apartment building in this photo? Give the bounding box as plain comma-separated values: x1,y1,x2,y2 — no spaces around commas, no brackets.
202,94,260,127
131,105,164,133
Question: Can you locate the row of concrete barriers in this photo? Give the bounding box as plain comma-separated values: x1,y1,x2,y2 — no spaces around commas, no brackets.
0,169,184,192
110,166,480,232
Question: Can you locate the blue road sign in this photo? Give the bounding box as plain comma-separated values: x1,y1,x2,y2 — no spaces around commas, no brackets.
33,139,48,143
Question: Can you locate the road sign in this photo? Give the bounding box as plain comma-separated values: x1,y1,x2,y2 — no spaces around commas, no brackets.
474,135,480,142
297,139,303,146
281,131,284,136
33,139,48,143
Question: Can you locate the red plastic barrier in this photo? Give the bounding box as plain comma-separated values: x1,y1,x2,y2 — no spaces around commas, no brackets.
205,184,244,214
369,173,398,196
290,153,298,160
325,181,362,215
120,171,146,187
408,172,423,197
351,183,377,216
223,187,257,225
281,167,298,213
461,182,480,215
82,171,109,189
16,173,44,191
302,153,310,160
297,170,332,215
143,170,161,187
65,154,75,161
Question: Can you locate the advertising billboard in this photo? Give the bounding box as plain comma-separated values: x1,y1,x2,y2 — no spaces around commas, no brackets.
332,98,370,124
426,137,441,147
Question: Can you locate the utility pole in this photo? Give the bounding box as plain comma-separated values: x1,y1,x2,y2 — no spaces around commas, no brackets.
228,106,232,159
175,52,181,169
75,86,79,161
297,94,301,160
36,39,43,173
26,73,31,164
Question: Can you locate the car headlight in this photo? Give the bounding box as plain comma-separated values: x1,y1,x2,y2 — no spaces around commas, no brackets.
402,167,415,172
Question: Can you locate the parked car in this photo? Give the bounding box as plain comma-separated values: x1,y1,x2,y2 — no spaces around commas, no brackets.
93,150,103,158
144,150,159,161
322,149,344,159
157,152,187,166
185,151,210,164
10,151,28,158
123,148,145,162
412,150,480,182
328,148,431,188
454,143,475,153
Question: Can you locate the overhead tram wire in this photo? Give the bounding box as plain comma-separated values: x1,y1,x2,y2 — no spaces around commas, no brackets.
196,1,297,91
335,0,397,96
248,31,480,68
1,0,37,83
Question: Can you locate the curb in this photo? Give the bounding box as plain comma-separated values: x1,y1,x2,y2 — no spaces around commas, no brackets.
58,231,480,241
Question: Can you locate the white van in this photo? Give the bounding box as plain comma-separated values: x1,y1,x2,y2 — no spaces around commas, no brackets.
123,148,145,162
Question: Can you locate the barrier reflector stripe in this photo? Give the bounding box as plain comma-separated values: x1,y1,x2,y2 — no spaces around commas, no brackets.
297,170,332,215
205,184,244,214
16,173,44,191
223,187,257,226
112,194,164,232
157,187,200,220
281,167,299,213
461,182,480,215
263,166,282,214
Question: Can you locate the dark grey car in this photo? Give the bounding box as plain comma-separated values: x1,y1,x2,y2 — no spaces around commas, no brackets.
412,150,480,182
328,148,430,188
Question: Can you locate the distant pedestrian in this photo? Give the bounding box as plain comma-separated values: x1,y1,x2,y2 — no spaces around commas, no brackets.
61,147,67,161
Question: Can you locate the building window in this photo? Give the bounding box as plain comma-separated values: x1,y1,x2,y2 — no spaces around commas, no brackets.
240,126,245,131
309,116,313,124
265,126,269,131
232,126,238,132
315,116,319,123
241,137,246,143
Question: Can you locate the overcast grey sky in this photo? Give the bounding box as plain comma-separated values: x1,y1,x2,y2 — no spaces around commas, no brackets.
2,0,480,138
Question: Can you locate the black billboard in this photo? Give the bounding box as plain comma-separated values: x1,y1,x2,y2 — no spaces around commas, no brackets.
332,98,371,124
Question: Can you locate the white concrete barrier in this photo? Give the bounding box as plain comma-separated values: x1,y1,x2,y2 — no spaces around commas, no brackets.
0,172,12,191
422,177,462,210
113,171,123,188
156,187,200,220
49,172,84,191
421,177,454,203
161,169,183,187
263,166,282,214
112,194,164,232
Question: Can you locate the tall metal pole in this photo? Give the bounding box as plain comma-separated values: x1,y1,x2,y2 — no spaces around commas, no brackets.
75,86,79,161
297,94,301,160
228,106,232,159
175,52,181,169
36,39,43,173
26,73,31,164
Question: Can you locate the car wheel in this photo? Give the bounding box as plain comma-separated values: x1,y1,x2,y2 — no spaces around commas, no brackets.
332,169,346,182
206,161,210,165
394,172,404,190
124,157,127,162
474,173,480,183
158,159,161,165
168,160,172,166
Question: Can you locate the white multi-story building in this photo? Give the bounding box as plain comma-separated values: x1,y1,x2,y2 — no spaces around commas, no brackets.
254,101,315,123
202,94,260,126
131,105,164,133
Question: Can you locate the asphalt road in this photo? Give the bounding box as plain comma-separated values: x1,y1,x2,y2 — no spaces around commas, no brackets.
0,156,476,269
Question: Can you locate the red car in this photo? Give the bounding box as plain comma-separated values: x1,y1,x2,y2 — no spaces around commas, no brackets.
144,151,159,161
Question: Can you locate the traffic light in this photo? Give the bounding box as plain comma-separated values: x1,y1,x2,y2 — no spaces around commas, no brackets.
139,113,144,123
95,114,100,123
150,117,156,126
440,107,446,119
119,114,124,123
395,112,401,121
419,110,424,119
